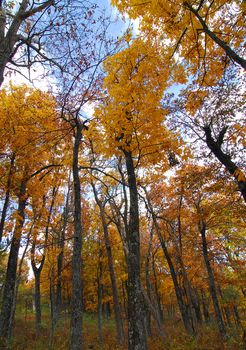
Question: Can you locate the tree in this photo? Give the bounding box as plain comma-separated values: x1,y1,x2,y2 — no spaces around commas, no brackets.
94,36,185,349
0,85,62,343
0,0,55,86
167,67,246,202
112,0,246,83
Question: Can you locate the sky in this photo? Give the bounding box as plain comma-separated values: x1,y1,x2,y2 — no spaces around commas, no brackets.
2,0,139,92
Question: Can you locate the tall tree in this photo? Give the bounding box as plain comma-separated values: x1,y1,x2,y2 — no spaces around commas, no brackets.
94,36,185,349
0,85,62,343
112,0,246,82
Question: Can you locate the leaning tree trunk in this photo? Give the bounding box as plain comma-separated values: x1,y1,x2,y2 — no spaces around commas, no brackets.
124,150,147,350
0,179,26,343
203,125,246,202
31,188,56,331
31,243,47,331
156,224,195,336
183,1,246,70
145,191,195,336
92,183,125,345
0,154,15,243
70,124,83,350
9,224,32,338
199,222,226,338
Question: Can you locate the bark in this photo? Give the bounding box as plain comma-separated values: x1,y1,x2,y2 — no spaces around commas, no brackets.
0,154,15,243
124,150,147,350
9,224,32,338
151,253,164,324
0,0,54,86
49,269,56,349
192,289,202,324
97,247,103,343
201,289,210,323
0,0,29,85
144,190,195,336
70,124,83,350
56,230,65,321
203,125,246,202
145,227,153,337
176,195,199,329
92,183,124,345
233,306,241,327
184,1,246,70
0,179,26,342
122,281,128,318
31,187,56,331
31,242,45,331
157,225,194,335
56,177,71,322
199,222,226,338
34,273,42,329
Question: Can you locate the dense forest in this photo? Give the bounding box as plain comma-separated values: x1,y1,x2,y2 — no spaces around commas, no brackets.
0,1,245,349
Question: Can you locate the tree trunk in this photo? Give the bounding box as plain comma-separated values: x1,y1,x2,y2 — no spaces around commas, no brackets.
0,1,29,86
92,183,124,345
49,268,56,349
144,190,195,336
145,228,153,337
0,154,15,243
97,247,103,343
56,177,71,322
124,150,147,350
203,125,246,202
184,1,246,70
31,189,56,332
34,272,42,330
9,225,31,338
201,289,210,323
233,305,241,327
152,254,164,324
199,223,226,338
70,124,83,350
0,179,26,342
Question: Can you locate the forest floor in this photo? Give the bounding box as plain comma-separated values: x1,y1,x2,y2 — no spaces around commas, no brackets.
9,311,244,350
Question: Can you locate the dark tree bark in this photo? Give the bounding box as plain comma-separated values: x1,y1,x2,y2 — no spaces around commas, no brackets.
183,1,246,70
49,268,56,349
144,190,195,336
201,289,210,323
151,253,164,325
92,183,124,345
0,179,27,342
56,176,71,322
0,0,55,86
97,246,103,344
156,223,195,336
145,227,153,337
199,222,226,338
0,154,15,243
9,223,32,338
31,187,56,331
203,125,246,202
70,124,83,350
124,150,147,350
233,305,241,327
